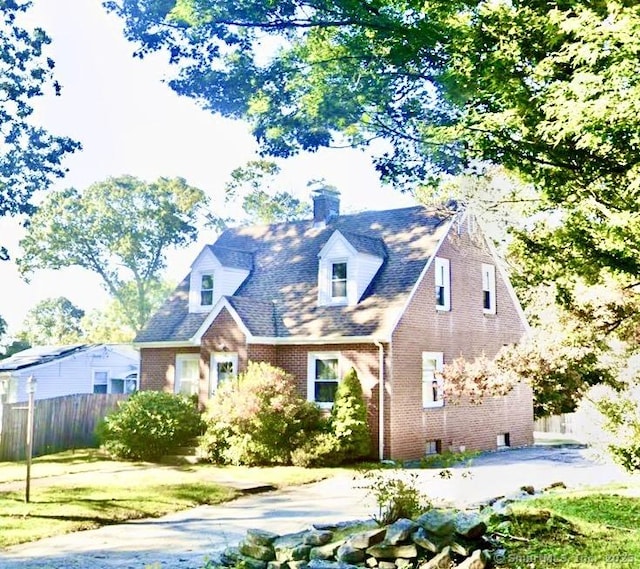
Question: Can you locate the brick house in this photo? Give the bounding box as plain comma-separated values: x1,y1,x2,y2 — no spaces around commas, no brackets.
135,189,534,461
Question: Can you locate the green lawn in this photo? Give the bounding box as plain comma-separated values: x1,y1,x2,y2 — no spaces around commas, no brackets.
496,483,640,568
0,449,341,548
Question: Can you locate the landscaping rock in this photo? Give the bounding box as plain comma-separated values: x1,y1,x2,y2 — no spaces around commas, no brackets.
337,543,366,564
307,561,360,569
348,528,387,549
416,510,456,536
239,540,276,562
309,542,342,561
450,539,477,557
396,557,413,569
289,561,309,569
304,530,335,546
378,562,396,569
248,529,280,546
411,527,447,553
367,544,418,560
454,513,487,540
417,546,453,569
237,555,269,569
365,557,378,568
386,519,417,545
267,562,289,569
520,485,535,495
221,546,242,566
455,549,491,569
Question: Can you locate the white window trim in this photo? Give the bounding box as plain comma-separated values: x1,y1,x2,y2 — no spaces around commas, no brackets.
175,354,200,397
307,352,341,409
209,352,238,396
434,257,451,311
330,260,349,302
200,273,215,307
422,352,444,408
92,368,110,394
109,373,139,395
482,263,497,315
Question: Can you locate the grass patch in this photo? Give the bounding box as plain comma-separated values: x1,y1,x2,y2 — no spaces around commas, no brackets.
495,486,640,568
0,449,342,548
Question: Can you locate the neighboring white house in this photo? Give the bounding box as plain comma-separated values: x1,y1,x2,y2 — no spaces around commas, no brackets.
0,344,139,404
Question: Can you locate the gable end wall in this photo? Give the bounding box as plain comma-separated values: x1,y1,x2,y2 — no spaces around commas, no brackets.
390,220,534,460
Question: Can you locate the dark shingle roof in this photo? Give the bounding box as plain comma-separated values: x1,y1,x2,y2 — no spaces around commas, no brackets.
135,205,451,343
339,231,387,258
207,245,254,270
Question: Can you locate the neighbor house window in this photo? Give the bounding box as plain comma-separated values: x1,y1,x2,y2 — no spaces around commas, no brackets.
201,274,214,306
110,373,138,394
175,354,200,397
482,263,496,314
210,352,238,396
308,352,340,408
434,257,450,311
92,370,109,394
422,352,444,408
331,262,347,299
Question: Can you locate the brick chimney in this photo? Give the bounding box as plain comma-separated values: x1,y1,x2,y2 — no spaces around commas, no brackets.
312,188,340,226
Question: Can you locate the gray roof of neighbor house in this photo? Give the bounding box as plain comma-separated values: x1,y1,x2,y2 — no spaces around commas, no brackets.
0,345,91,371
0,344,139,372
135,205,452,344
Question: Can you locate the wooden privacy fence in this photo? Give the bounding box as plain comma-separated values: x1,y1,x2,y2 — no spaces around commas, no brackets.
0,393,128,461
533,413,576,434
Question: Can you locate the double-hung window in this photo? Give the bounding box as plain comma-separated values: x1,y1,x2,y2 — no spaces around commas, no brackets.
434,257,451,311
422,352,444,408
92,370,109,394
308,352,340,408
175,354,200,397
482,263,496,314
200,274,214,306
331,262,347,300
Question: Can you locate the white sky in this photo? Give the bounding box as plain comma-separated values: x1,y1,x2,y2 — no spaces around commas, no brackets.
0,0,415,335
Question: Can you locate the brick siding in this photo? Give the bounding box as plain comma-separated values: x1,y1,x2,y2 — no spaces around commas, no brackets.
139,218,533,461
389,218,534,460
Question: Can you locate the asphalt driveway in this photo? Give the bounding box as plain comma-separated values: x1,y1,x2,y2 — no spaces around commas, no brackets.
0,444,634,569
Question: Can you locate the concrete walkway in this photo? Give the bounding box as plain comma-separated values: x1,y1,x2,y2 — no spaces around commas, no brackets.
0,445,634,569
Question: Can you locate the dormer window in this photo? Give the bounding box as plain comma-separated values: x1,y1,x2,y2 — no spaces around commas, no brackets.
331,262,347,299
201,274,214,306
188,245,252,314
317,230,385,307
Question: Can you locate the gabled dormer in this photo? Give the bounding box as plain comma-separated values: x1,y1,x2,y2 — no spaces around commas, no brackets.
317,230,386,306
188,245,253,313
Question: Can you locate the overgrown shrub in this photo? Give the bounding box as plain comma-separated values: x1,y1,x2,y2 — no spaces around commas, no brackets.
290,431,345,467
359,469,431,525
200,362,324,465
330,367,371,461
97,391,203,461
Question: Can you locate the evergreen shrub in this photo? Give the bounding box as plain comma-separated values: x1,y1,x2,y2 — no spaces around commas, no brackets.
96,390,203,461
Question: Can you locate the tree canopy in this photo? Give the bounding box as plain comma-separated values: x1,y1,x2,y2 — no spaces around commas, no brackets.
0,1,80,257
224,160,311,224
18,296,84,346
107,0,640,295
18,175,207,333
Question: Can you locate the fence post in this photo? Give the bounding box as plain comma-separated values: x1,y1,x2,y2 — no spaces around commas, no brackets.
25,375,37,503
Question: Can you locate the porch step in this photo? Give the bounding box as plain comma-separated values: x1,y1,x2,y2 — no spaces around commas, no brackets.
160,443,205,465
